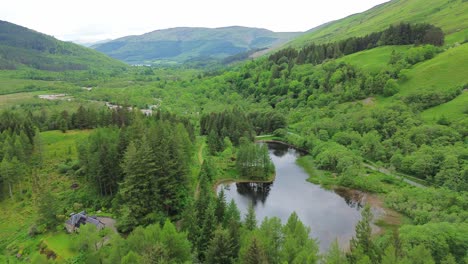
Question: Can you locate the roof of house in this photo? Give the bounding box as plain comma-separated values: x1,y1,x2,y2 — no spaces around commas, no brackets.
66,211,105,228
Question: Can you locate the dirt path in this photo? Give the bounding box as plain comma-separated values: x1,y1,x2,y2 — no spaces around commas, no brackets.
194,141,206,199
197,142,205,165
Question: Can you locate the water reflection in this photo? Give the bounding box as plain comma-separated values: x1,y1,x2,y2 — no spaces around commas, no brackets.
334,188,365,209
234,182,273,206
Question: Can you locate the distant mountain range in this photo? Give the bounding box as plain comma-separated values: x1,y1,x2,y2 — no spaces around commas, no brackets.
73,39,112,48
0,20,126,72
91,26,303,65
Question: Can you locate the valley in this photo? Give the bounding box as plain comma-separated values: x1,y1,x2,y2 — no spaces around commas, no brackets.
0,0,467,263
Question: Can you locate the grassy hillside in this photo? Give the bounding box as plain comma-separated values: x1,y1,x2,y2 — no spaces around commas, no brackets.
421,91,468,123
289,0,468,47
93,26,302,64
336,45,411,73
396,44,467,96
0,20,127,72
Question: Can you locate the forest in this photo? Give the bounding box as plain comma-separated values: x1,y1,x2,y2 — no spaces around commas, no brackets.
0,3,467,263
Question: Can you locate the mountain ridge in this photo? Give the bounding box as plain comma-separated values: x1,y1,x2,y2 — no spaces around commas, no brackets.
92,26,303,65
0,20,126,72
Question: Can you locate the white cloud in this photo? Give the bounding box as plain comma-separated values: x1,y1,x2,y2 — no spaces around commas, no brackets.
0,0,389,41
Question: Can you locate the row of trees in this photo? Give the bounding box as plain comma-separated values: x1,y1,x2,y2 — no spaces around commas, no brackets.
200,108,255,153
201,108,287,155
236,141,274,180
269,23,444,65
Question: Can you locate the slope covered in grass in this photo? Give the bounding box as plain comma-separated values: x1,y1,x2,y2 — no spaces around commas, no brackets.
421,91,468,123
290,0,468,47
336,45,411,73
396,43,468,96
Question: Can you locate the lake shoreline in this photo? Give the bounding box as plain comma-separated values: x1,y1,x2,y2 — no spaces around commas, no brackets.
216,140,402,250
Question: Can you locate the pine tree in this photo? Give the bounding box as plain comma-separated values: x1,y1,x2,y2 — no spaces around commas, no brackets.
225,199,241,225
198,201,216,261
117,139,158,231
244,203,257,231
205,228,235,264
242,237,268,264
36,186,58,229
0,156,22,199
281,212,319,263
215,189,227,225
324,240,347,264
227,218,241,261
349,205,379,263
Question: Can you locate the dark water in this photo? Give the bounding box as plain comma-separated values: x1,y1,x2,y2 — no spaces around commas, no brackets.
217,142,366,251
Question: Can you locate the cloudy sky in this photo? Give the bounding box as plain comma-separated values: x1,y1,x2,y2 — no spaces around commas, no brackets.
1,0,389,42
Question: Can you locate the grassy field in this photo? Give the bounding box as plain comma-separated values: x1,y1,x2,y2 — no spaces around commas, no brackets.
40,130,91,169
336,45,410,73
0,71,78,95
42,233,77,261
395,44,467,96
0,92,42,108
421,90,468,123
289,0,468,47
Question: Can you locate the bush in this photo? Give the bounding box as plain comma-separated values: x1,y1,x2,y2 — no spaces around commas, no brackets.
383,79,399,97
405,45,439,65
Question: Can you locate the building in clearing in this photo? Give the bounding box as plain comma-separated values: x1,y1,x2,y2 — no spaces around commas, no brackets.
65,211,105,233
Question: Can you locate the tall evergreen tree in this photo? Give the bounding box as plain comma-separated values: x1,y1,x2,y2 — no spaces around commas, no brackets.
245,203,257,231
324,240,347,264
117,139,158,232
242,237,268,264
205,228,235,264
349,205,379,263
215,189,227,225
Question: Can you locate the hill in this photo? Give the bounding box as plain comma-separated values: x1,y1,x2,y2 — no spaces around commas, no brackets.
289,0,468,47
92,26,302,65
0,20,126,72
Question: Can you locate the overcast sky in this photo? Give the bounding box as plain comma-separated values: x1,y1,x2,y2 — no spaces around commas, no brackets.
1,0,389,42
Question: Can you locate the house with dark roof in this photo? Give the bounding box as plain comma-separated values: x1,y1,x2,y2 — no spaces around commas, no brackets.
65,211,105,233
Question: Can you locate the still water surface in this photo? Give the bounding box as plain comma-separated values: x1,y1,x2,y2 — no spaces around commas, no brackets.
217,142,368,251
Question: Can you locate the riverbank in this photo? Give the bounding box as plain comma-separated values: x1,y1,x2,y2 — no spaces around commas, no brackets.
261,140,405,236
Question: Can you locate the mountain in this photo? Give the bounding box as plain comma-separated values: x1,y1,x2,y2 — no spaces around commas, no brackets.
92,26,302,65
73,39,112,48
0,20,126,71
289,0,468,47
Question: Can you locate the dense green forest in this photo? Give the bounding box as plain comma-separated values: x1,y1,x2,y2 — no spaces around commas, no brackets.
1,0,467,263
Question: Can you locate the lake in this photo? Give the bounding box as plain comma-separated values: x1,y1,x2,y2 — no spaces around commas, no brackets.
217,142,381,251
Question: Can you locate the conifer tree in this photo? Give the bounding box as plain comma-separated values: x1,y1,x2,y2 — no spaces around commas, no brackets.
349,205,379,263
205,228,235,264
324,240,347,264
242,237,268,264
117,139,158,231
245,203,257,231
215,189,226,225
